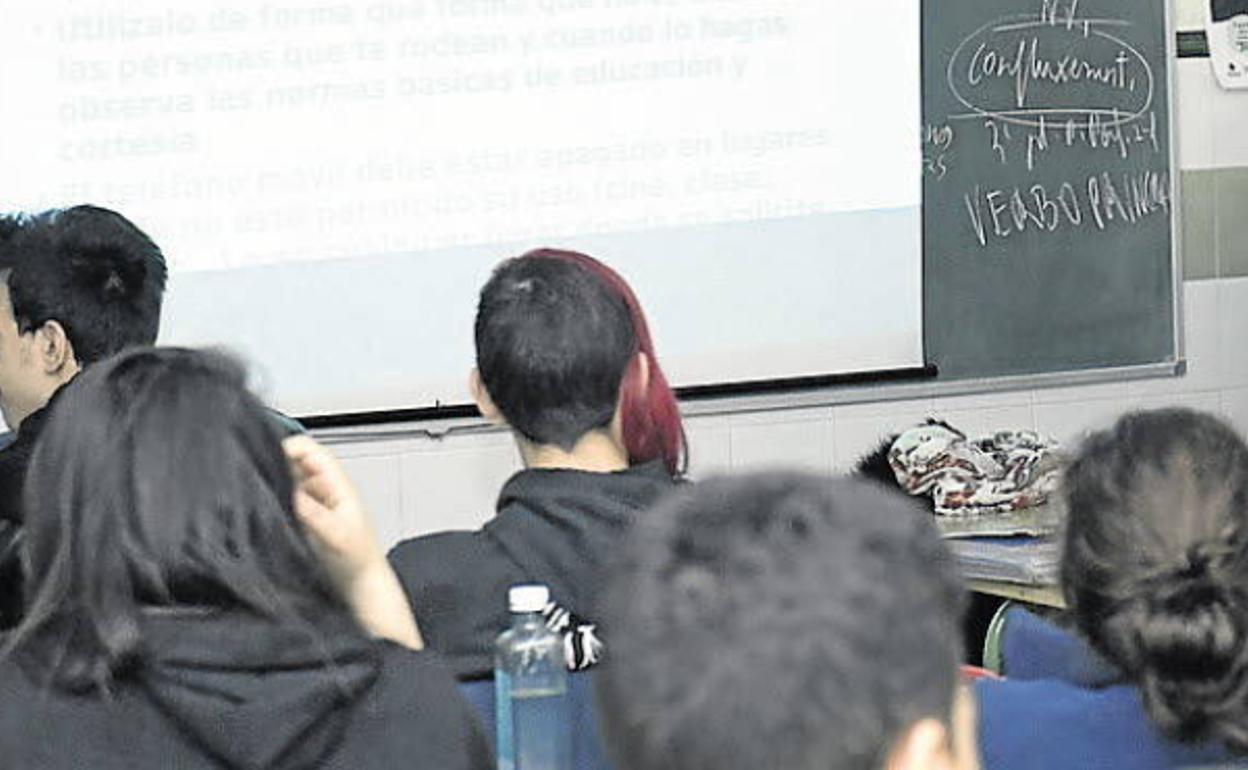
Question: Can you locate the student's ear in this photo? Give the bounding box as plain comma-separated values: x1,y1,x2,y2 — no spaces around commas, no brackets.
884,718,956,770
469,368,505,426
633,352,650,395
616,352,650,407
34,321,78,376
609,352,650,446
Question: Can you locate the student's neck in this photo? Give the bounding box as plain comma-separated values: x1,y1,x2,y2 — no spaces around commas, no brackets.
12,371,78,432
520,432,630,473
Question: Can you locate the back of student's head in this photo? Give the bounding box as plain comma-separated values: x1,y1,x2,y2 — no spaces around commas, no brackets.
595,472,968,770
0,205,167,365
9,347,348,692
1062,407,1248,751
475,248,685,475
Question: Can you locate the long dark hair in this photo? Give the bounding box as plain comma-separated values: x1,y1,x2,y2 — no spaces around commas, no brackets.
1062,408,1248,750
6,347,353,692
476,249,686,476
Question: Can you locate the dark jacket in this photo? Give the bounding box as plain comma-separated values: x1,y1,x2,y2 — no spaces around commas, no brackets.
388,461,678,678
976,607,1244,769
0,408,42,527
0,609,492,770
0,397,55,629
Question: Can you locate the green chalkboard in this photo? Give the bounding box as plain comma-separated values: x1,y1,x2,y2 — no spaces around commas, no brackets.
923,0,1177,380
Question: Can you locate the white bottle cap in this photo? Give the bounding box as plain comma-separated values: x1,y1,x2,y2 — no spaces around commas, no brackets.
509,584,550,613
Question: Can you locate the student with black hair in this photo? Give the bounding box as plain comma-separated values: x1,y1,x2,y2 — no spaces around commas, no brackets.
595,472,980,770
0,347,491,770
388,248,687,678
0,205,167,626
977,408,1248,769
0,205,165,434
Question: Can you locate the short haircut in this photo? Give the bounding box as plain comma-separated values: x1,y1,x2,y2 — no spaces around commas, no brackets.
476,249,685,474
0,205,167,365
595,472,966,770
1063,408,1248,751
6,347,352,692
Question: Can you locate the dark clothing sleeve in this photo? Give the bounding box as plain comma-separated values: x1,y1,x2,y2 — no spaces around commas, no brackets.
0,410,48,630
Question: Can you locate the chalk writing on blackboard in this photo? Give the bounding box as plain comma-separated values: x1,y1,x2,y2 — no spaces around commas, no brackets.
922,123,956,180
935,0,1169,245
962,170,1169,246
923,0,1175,380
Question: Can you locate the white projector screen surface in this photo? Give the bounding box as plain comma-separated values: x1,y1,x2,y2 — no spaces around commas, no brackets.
0,0,922,416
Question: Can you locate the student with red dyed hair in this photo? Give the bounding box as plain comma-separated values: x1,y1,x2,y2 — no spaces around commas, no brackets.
388,249,686,678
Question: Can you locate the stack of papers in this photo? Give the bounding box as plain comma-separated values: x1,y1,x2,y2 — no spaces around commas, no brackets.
946,536,1061,586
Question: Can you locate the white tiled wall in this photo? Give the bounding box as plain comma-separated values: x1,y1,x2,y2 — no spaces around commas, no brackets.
1174,0,1205,29
1177,59,1218,171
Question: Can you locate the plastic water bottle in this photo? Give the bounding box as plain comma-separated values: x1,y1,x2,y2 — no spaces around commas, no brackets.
494,584,570,770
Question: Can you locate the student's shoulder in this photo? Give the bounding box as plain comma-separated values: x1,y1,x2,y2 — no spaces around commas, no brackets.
386,529,515,650
389,527,487,552
387,528,497,579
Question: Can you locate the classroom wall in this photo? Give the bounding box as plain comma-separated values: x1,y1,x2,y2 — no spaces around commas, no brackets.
316,1,1248,550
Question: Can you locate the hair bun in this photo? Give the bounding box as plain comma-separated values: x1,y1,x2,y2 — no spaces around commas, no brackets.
1119,564,1248,747
1139,580,1239,672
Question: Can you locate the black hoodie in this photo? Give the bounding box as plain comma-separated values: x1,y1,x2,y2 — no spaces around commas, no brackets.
0,609,492,770
0,395,57,629
388,461,678,679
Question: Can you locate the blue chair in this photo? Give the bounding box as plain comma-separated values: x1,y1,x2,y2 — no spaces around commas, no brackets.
459,671,616,770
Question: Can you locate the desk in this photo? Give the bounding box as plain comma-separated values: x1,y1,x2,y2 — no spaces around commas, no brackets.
968,579,1065,609
941,503,1064,609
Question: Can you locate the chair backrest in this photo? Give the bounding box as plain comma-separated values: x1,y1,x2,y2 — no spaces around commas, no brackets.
459,670,616,770
981,600,1015,675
